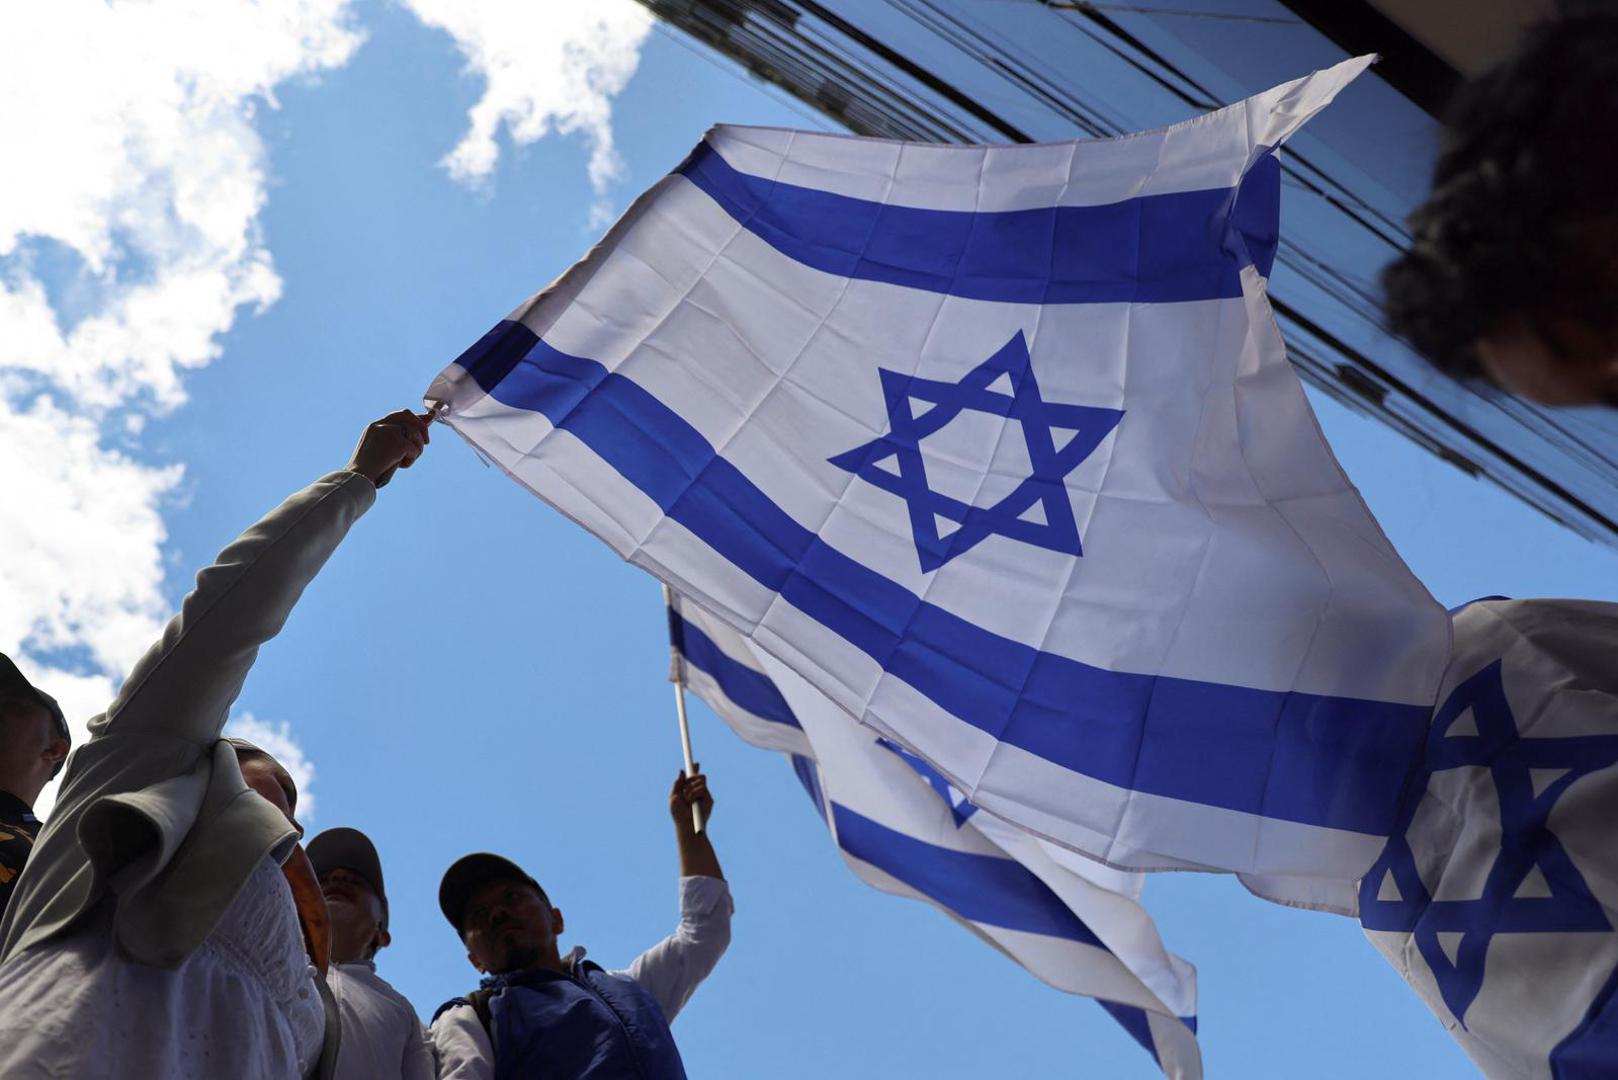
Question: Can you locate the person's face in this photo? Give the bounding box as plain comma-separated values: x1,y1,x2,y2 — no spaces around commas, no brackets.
320,866,390,964
237,752,302,837
460,878,564,975
1475,315,1618,407
0,698,68,803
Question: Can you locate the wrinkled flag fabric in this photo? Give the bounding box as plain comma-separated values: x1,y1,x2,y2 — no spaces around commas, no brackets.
1360,599,1618,1078
426,55,1450,903
668,592,1201,1079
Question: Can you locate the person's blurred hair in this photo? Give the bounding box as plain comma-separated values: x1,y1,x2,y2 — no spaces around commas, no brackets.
1381,12,1618,379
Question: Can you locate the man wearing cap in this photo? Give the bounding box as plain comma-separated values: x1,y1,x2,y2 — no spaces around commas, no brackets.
308,827,436,1080
430,769,732,1079
0,655,71,919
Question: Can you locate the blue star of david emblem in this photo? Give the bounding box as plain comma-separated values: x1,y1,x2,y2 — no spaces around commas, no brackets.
1359,659,1618,1025
828,332,1123,572
878,738,977,828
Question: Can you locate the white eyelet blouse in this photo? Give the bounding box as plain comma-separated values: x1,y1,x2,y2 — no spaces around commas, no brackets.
0,855,325,1079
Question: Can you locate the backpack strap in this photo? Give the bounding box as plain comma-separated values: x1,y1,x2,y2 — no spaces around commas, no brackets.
306,975,342,1080
467,988,496,1039
432,990,498,1040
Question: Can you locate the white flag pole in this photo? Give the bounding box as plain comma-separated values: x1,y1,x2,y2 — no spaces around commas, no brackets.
663,583,705,835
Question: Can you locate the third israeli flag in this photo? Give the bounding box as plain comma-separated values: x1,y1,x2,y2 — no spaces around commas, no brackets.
426,55,1450,902
1360,599,1618,1077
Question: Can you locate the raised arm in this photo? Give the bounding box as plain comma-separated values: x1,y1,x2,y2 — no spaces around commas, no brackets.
0,412,432,967
672,767,723,881
622,768,733,1022
57,412,429,803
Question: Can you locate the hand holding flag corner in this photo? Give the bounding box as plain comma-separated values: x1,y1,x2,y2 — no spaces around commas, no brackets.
425,53,1449,901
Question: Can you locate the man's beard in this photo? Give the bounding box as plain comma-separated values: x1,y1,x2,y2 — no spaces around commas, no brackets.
499,942,543,973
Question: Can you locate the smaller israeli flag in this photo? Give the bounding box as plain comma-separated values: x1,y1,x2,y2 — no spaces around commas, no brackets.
669,592,1201,1079
1360,599,1618,1078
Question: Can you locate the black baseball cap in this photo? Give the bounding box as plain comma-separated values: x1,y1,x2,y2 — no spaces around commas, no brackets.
308,827,390,929
0,653,70,776
439,852,544,937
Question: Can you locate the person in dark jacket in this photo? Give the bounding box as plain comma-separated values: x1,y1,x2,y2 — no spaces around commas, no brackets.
430,769,732,1079
0,656,69,919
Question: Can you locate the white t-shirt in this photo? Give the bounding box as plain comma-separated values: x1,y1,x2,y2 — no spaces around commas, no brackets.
328,959,435,1080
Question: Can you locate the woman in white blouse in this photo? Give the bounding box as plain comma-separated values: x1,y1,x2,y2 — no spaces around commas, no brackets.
0,412,429,1080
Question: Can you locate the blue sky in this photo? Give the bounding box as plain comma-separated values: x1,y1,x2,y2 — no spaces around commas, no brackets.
5,3,1618,1077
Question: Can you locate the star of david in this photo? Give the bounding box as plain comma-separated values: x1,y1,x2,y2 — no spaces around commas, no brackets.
828,332,1123,572
878,738,978,828
1359,660,1618,1025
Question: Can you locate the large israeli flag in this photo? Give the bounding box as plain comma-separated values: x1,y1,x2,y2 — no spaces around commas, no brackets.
1360,599,1618,1078
668,592,1201,1079
426,56,1451,900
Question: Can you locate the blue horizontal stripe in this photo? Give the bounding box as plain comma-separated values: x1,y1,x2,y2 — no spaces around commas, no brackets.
670,607,801,730
831,802,1103,947
835,797,1195,1066
676,141,1280,304
457,323,1428,836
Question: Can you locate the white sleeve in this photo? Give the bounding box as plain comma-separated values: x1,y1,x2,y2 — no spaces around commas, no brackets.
621,876,734,1023
429,1004,495,1080
402,1018,437,1080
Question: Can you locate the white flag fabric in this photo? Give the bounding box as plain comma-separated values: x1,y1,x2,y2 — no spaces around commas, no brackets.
426,55,1450,903
1359,599,1618,1078
668,592,1201,1079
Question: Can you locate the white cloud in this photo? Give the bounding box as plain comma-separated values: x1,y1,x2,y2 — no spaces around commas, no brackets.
0,398,178,675
0,0,361,411
401,0,653,223
225,713,319,822
0,0,363,815
3,2,656,825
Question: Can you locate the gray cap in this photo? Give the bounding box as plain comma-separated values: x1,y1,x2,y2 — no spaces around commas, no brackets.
0,653,70,777
307,827,389,929
439,852,543,937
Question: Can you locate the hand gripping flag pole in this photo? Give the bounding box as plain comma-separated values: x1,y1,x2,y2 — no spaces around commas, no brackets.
663,584,705,835
665,591,1203,1078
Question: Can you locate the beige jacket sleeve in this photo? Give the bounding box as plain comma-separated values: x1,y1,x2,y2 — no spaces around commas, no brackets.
91,469,378,748
0,470,376,966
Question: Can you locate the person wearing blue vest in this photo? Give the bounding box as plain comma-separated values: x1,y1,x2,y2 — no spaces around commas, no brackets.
430,769,732,1079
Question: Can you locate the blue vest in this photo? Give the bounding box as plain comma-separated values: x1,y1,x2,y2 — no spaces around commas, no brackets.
438,961,688,1080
